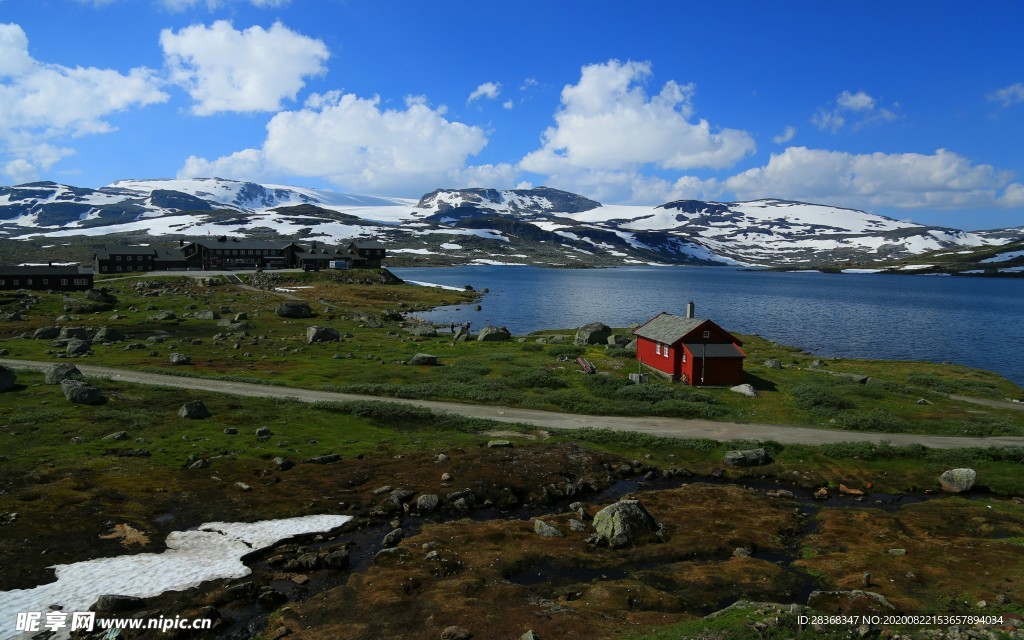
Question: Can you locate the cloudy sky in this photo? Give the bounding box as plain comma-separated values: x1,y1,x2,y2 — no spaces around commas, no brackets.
2,0,1023,229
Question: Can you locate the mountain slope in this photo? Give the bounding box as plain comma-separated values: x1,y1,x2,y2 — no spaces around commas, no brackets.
0,178,1018,268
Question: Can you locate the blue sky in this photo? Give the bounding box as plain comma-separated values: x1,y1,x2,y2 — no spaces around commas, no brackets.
2,1,1023,230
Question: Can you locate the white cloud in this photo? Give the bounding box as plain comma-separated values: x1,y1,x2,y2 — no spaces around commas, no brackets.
160,20,328,115
502,100,513,110
724,146,1023,210
520,60,755,177
159,0,291,10
179,92,495,195
813,90,897,132
3,158,37,183
467,81,501,103
0,22,167,183
988,82,1024,107
772,125,796,144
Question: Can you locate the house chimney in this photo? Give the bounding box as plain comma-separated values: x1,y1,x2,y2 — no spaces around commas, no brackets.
686,301,695,319
178,239,183,247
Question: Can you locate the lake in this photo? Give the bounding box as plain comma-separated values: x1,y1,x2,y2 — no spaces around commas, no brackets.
390,266,1024,387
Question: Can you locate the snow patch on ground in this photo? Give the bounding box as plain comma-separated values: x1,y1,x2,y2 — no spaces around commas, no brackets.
439,243,463,250
402,280,465,291
841,268,884,273
389,248,437,255
981,249,1024,263
0,514,352,640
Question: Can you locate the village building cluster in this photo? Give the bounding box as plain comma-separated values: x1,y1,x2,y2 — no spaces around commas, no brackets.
0,238,386,291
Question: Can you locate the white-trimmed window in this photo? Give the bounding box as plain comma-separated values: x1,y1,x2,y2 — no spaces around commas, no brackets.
655,342,661,355
61,279,68,285
663,343,669,358
703,330,710,339
682,352,687,363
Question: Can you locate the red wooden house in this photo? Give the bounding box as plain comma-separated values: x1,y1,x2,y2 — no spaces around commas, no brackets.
633,309,746,386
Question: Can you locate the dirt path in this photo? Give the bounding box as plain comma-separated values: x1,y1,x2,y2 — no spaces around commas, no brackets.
5,358,1024,450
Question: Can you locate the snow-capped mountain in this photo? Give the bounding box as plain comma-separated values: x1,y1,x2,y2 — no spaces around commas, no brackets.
0,178,1019,268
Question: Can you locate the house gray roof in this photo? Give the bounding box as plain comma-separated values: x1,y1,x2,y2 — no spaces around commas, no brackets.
683,343,746,359
188,240,300,251
153,249,186,262
633,313,707,344
349,239,386,250
97,245,157,256
1,264,92,276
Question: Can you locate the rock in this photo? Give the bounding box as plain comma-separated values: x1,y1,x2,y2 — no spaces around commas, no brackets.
723,448,769,467
839,484,864,496
569,519,586,532
477,326,511,341
256,427,272,436
66,338,92,356
763,358,782,369
766,489,794,499
256,589,287,609
273,457,294,471
591,499,660,548
382,528,404,547
178,400,211,419
101,431,129,441
830,372,870,384
486,440,512,448
416,494,439,511
575,322,612,346
150,310,176,321
195,310,220,320
60,379,103,404
533,519,564,537
86,288,118,304
93,327,125,343
303,453,341,464
224,427,238,435
814,487,829,500
235,482,252,492
0,365,16,392
939,468,976,493
33,326,60,339
409,353,438,366
276,301,313,318
888,548,907,556
732,547,752,558
91,594,143,613
188,458,209,470
441,626,472,640
306,326,340,344
59,326,91,340
729,383,757,397
373,547,408,565
916,398,932,405
169,353,191,365
406,323,438,337
447,488,475,506
520,631,540,640
806,590,895,614
325,548,350,569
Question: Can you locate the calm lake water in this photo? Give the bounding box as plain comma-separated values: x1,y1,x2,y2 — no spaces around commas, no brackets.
390,266,1024,387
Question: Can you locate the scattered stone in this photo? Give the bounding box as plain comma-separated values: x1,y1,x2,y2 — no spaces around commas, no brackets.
306,326,340,344
447,488,475,506
256,589,287,609
91,594,143,613
486,440,512,448
916,398,932,405
568,519,586,532
59,326,91,340
440,625,472,640
888,548,907,556
273,457,294,471
814,488,829,500
382,528,404,547
591,499,660,548
303,454,341,464
477,325,511,341
224,427,238,435
723,448,769,467
939,468,976,493
93,327,125,343
150,310,176,322
276,301,313,318
409,353,438,366
86,288,118,305
732,547,752,558
839,484,864,496
169,353,191,365
0,365,16,392
60,379,103,404
406,323,438,337
101,431,129,441
806,590,895,614
729,383,757,397
65,338,91,356
373,547,408,565
533,519,564,537
33,326,60,340
235,482,252,492
766,489,794,499
416,494,440,511
763,358,782,369
256,427,272,437
178,400,211,419
574,322,612,346
520,631,540,640
325,548,350,569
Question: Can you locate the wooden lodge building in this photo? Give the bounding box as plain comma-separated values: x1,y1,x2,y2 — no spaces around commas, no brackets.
633,303,746,386
93,238,382,273
0,264,94,291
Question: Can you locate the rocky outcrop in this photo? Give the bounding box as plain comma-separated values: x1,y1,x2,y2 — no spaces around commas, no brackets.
306,326,340,344
59,326,91,340
86,288,118,305
724,448,769,467
406,323,438,337
277,301,313,318
178,400,211,419
61,379,103,404
149,310,176,321
533,519,563,537
93,327,125,343
33,326,60,340
591,499,660,548
806,590,895,614
575,322,612,346
66,337,91,356
477,326,511,342
44,363,83,385
409,353,438,366
169,353,191,365
939,468,977,493
0,365,15,392
729,383,757,397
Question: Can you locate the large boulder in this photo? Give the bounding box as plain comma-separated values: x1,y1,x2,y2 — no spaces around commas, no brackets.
575,322,612,346
763,358,782,369
277,301,313,318
477,326,511,342
33,326,60,340
591,499,660,548
195,310,220,320
406,323,438,337
93,327,125,343
0,365,15,392
178,400,211,419
61,379,104,404
65,338,92,356
409,353,438,366
724,448,769,467
729,384,757,397
44,363,83,385
306,326,340,344
59,326,91,340
86,288,118,305
149,310,176,322
169,353,192,365
939,468,977,493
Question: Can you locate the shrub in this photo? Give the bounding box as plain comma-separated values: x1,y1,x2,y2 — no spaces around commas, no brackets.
616,383,677,404
507,369,569,390
652,399,727,419
583,374,632,395
837,409,909,432
520,342,543,352
606,347,637,358
547,345,584,359
790,382,854,414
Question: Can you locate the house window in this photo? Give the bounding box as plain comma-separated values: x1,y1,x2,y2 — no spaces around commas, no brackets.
663,343,669,358
655,342,661,355
0,279,5,286
703,330,710,339
42,279,48,285
136,255,142,261
61,279,68,285
26,278,32,285
682,352,687,363
13,279,19,286
116,266,121,272
115,255,121,261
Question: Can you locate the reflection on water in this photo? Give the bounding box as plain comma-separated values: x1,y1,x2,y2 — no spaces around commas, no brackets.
391,266,1024,386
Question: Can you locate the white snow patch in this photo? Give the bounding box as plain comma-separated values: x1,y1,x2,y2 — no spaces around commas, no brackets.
981,249,1024,263
402,280,465,291
389,248,437,255
0,514,351,640
899,264,935,270
439,243,463,250
469,259,528,266
841,268,884,274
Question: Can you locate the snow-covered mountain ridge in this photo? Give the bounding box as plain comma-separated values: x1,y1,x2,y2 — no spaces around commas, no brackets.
0,178,1018,267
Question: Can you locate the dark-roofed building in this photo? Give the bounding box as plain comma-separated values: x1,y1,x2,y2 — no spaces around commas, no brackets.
633,305,745,386
94,244,158,274
154,248,187,270
347,239,386,268
0,264,94,291
181,238,303,270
